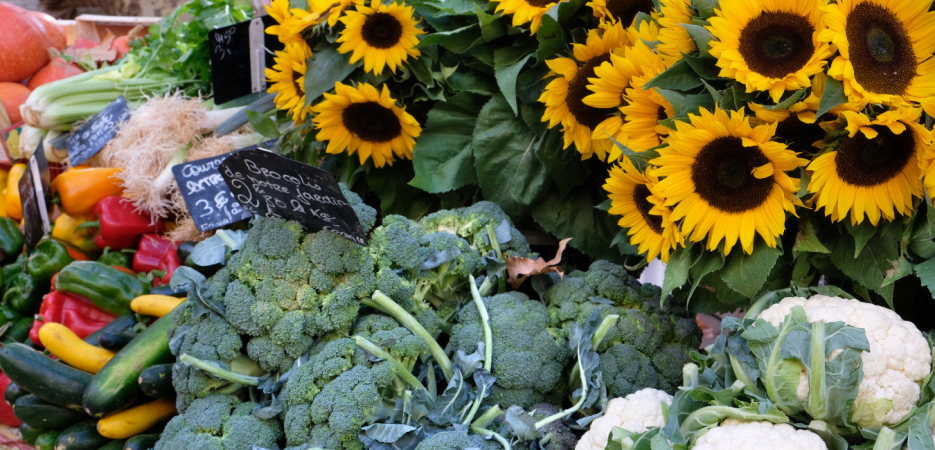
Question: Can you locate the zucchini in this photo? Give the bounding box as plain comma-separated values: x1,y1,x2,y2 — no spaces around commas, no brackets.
55,421,112,450
96,439,127,450
39,323,116,374
98,332,137,352
13,394,89,429
83,310,178,417
4,381,28,405
20,422,45,444
1,317,34,344
83,315,137,347
123,434,160,450
96,399,176,439
35,430,63,450
138,364,174,400
0,343,91,410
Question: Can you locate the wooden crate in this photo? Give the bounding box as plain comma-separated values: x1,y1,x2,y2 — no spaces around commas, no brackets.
71,14,160,43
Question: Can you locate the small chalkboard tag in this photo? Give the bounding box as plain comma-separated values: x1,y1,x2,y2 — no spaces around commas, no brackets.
209,16,284,105
172,152,252,232
20,151,51,250
65,96,131,165
219,150,368,245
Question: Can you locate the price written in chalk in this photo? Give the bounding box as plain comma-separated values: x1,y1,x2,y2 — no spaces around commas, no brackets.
172,152,251,232
212,27,236,60
65,96,131,165
219,150,368,245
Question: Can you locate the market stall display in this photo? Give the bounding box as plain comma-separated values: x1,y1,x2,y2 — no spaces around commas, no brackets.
0,0,933,447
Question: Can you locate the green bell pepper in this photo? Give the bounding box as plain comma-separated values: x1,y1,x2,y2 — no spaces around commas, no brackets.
26,240,75,285
0,217,24,264
3,272,45,315
97,248,131,269
2,317,35,344
0,304,26,329
53,261,150,316
2,254,25,289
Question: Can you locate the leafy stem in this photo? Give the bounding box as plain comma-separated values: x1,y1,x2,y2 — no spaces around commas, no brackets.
366,291,454,380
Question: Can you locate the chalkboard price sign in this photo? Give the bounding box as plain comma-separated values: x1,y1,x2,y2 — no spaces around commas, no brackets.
19,148,51,250
209,16,284,105
65,96,131,165
219,150,368,245
172,151,253,232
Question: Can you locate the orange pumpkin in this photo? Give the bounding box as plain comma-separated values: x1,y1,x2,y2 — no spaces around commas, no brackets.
27,54,83,90
30,11,66,51
0,83,32,124
0,2,50,82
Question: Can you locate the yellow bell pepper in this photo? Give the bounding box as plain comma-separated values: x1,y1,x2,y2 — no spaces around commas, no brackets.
51,166,124,216
52,211,99,253
6,164,25,221
0,168,9,218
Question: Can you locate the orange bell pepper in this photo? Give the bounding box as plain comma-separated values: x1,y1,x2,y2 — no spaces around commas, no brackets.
51,166,123,216
52,212,99,253
5,164,25,221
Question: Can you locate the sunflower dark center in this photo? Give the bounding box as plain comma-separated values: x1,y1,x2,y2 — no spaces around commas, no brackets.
604,0,654,25
656,106,667,122
341,102,402,143
524,0,554,8
738,11,816,79
633,184,664,234
567,54,617,130
845,3,916,95
691,136,774,213
292,69,304,95
834,125,914,186
773,117,826,153
361,12,403,49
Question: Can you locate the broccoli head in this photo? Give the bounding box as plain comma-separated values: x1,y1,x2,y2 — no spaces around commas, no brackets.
280,337,400,449
413,429,500,450
221,187,380,372
154,394,282,450
541,260,702,398
419,201,532,258
451,292,570,408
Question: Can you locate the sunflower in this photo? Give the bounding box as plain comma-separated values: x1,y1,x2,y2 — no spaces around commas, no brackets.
605,159,682,263
310,0,360,26
584,40,669,157
282,8,324,51
588,0,655,26
819,0,935,106
539,25,632,160
266,43,313,123
265,0,303,48
312,82,422,168
655,0,695,66
337,0,424,75
651,107,808,254
494,0,570,35
707,0,834,102
807,108,933,225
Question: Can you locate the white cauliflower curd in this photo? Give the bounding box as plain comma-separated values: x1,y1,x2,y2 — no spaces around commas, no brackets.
575,388,673,450
758,295,932,426
692,419,827,450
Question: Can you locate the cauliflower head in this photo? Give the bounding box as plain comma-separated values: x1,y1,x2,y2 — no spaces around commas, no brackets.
575,388,673,450
758,296,932,425
692,419,827,450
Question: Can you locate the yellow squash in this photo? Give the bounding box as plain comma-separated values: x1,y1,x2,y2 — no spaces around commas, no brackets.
130,295,186,317
37,322,115,374
5,164,25,221
97,399,177,439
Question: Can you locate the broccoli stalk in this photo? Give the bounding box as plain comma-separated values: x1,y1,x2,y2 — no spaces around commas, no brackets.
352,335,427,394
470,405,503,429
567,314,619,392
463,275,493,425
469,426,511,450
535,344,590,430
365,290,454,380
180,354,263,386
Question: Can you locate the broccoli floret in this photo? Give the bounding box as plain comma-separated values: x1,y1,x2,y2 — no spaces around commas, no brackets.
530,403,579,450
154,394,282,450
541,260,702,398
281,339,397,449
420,201,533,258
413,429,500,450
415,232,483,305
370,326,428,369
352,314,399,338
368,215,426,274
451,292,570,408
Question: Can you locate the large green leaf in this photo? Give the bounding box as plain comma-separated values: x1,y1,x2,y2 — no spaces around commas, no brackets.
662,245,694,304
494,47,534,114
792,219,830,256
446,71,498,94
532,183,624,263
303,45,360,106
831,230,898,307
679,24,715,56
417,24,483,53
686,248,725,304
473,94,551,216
643,60,704,91
816,75,847,118
410,94,486,193
916,257,935,298
721,240,783,298
682,53,721,80
535,15,566,63
534,127,590,198
367,162,434,219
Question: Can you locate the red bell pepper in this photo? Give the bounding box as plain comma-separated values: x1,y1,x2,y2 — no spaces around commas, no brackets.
82,197,164,250
29,291,118,347
154,247,182,286
0,373,20,427
133,235,176,274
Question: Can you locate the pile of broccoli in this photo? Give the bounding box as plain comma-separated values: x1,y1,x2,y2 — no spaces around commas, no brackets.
157,186,702,450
